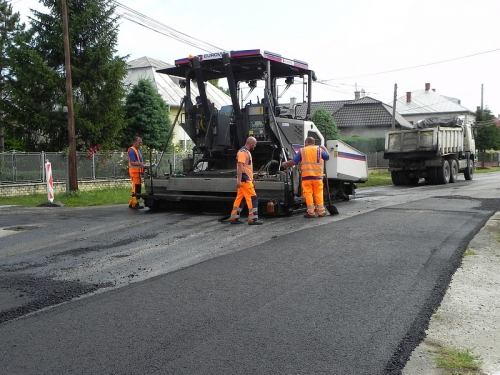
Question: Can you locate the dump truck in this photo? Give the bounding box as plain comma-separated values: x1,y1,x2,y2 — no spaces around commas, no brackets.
138,49,368,215
384,116,475,185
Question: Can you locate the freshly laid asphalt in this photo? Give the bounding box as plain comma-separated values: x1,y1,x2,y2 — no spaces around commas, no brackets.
1,196,499,374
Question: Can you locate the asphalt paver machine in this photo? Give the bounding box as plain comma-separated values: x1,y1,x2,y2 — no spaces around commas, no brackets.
139,49,367,215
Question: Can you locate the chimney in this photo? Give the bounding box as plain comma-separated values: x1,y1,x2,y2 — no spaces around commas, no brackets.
406,92,412,103
355,91,360,100
425,83,430,91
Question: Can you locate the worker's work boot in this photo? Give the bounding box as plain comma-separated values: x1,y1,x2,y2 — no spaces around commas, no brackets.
304,214,316,218
129,194,144,209
248,219,263,225
129,204,144,209
230,219,243,224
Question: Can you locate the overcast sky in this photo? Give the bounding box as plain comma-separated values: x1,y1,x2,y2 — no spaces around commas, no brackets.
11,0,500,116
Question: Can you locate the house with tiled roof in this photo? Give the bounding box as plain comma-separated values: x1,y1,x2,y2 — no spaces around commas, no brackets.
390,83,474,125
294,95,412,138
124,56,231,145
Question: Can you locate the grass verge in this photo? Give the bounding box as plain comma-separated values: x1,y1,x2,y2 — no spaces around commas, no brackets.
462,248,477,257
358,172,392,188
475,166,500,174
357,166,500,189
0,187,131,207
434,345,482,374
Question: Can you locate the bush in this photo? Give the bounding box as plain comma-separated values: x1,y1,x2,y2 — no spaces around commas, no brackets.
342,137,385,153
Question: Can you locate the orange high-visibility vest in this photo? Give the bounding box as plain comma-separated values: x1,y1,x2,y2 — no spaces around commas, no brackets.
127,147,143,176
237,147,253,182
299,145,323,178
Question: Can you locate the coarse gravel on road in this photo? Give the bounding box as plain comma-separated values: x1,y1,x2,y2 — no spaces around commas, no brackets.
403,211,500,375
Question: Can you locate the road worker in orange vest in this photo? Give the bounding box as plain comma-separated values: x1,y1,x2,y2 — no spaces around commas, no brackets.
282,136,330,218
229,136,263,225
127,136,146,209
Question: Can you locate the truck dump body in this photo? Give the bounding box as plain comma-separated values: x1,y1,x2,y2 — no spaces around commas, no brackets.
385,126,464,157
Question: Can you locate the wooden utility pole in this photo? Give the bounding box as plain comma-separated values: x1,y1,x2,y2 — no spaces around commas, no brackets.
0,116,4,153
391,84,397,131
62,0,78,191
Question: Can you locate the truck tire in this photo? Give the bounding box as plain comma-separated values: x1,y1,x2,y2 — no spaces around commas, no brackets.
449,159,458,183
409,176,419,185
391,171,401,185
437,160,450,184
398,171,410,185
464,158,474,180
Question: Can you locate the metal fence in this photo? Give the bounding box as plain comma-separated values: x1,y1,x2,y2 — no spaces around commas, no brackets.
0,151,192,183
477,152,500,167
0,150,390,184
366,152,388,169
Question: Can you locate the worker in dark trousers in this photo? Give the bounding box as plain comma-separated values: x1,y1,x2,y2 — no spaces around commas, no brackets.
282,137,330,218
229,136,263,225
127,136,145,209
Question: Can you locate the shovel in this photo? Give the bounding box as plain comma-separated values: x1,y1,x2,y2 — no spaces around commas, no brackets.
323,163,339,215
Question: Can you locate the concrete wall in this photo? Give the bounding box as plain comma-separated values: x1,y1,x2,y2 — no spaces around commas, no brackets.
0,179,130,198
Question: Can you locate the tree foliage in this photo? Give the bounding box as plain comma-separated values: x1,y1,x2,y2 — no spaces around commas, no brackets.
474,107,500,151
342,137,385,153
209,78,230,96
0,0,24,152
122,78,171,151
2,0,128,151
312,107,340,140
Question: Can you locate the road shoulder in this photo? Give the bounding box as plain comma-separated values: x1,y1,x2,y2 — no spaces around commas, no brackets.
403,212,500,375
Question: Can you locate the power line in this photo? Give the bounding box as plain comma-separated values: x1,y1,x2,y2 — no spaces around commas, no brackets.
113,1,224,54
319,48,500,82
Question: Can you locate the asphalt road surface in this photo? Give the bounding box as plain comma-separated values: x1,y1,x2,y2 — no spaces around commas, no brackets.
1,172,500,374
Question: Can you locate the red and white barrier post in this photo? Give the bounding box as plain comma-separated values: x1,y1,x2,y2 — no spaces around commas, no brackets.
45,160,54,203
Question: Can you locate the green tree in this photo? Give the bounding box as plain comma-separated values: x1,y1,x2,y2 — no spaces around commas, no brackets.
0,0,24,152
209,78,230,96
312,107,340,141
2,0,128,151
122,78,171,151
474,107,500,152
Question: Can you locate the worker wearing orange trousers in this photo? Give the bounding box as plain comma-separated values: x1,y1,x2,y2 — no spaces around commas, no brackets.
127,136,145,209
229,136,263,225
282,136,330,218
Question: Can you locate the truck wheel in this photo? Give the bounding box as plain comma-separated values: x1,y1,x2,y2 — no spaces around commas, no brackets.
391,171,401,185
409,177,419,185
449,159,458,183
464,158,474,180
398,171,410,185
437,160,450,184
